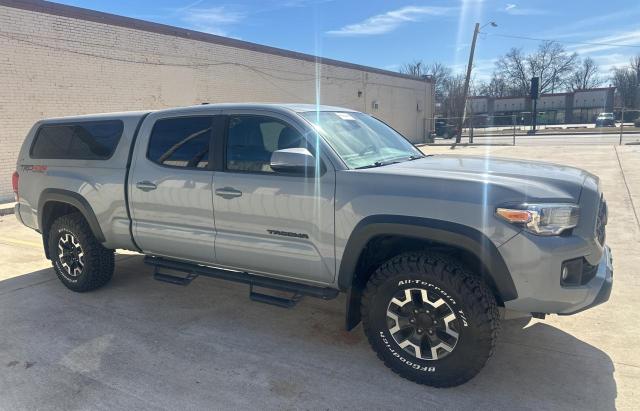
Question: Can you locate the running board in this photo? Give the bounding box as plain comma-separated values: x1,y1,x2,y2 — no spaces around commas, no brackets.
250,285,303,308
153,270,198,286
144,256,339,307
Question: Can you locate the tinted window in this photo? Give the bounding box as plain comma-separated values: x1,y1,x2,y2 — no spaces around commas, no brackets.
31,121,123,159
148,117,212,169
226,115,306,173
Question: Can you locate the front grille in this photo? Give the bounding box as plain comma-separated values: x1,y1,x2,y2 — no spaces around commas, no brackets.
595,195,607,245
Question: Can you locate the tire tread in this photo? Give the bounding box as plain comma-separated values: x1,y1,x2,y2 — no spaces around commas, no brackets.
48,213,114,292
361,251,500,387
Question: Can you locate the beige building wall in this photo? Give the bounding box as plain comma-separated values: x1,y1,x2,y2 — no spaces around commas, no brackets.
0,1,433,200
494,98,527,112
573,89,609,109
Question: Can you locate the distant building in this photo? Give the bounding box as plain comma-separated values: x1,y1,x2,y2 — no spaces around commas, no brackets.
468,87,615,126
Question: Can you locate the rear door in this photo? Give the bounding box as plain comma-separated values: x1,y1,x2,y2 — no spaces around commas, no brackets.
129,111,225,264
212,110,336,284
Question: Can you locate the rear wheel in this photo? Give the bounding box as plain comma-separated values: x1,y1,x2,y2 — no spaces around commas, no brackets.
48,213,114,292
361,251,500,387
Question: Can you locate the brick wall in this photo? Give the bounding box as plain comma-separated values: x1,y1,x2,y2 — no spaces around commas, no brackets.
0,3,433,200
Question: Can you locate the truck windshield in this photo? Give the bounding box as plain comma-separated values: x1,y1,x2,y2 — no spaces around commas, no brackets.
300,111,423,169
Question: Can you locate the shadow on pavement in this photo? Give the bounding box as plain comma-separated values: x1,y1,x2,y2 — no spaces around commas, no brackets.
0,255,617,410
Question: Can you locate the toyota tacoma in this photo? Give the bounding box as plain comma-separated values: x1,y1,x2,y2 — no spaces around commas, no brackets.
13,103,612,387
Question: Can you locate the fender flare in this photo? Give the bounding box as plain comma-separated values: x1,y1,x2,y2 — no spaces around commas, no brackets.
38,188,105,243
338,215,517,330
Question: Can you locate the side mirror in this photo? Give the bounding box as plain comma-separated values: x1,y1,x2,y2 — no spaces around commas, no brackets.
270,148,316,174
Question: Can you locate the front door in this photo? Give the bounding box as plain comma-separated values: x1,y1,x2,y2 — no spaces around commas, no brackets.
212,112,335,284
129,113,224,264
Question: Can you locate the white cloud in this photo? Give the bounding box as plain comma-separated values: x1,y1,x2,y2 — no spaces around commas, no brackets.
326,6,452,36
569,29,640,55
180,6,245,36
501,3,546,16
589,53,628,74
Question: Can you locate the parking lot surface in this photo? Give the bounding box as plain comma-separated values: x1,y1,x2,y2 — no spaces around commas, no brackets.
1,145,639,410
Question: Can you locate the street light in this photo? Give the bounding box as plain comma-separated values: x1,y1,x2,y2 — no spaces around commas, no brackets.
455,21,497,145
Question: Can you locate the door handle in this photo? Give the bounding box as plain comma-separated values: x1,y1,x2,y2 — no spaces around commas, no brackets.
136,181,157,192
215,187,242,199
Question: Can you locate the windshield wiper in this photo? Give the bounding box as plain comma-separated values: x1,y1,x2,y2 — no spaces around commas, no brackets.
355,160,402,169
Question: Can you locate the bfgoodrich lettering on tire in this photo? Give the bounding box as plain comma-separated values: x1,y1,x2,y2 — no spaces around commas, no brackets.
361,251,500,387
48,213,114,292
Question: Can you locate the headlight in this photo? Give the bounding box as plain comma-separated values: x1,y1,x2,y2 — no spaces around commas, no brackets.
496,203,579,235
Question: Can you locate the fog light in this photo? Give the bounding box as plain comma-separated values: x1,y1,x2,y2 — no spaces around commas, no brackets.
561,258,583,286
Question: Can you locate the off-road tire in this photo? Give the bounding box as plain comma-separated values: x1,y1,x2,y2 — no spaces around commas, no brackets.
361,251,500,387
48,213,114,292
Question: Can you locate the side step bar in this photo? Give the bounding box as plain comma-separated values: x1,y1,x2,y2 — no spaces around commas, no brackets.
144,256,339,307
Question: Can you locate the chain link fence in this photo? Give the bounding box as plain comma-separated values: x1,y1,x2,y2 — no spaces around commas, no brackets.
427,109,640,145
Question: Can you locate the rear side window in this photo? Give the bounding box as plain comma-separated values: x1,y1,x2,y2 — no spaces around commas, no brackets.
147,117,212,169
30,121,124,160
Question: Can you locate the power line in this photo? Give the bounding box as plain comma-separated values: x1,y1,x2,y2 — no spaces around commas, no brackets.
489,33,640,49
0,30,364,84
0,29,426,100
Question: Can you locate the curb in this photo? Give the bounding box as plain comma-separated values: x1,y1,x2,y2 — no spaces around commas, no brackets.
0,202,16,217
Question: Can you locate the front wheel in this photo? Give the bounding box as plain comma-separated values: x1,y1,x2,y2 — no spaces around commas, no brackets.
48,213,114,292
361,252,500,387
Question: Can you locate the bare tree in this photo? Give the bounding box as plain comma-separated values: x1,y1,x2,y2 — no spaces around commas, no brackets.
631,55,640,82
494,48,529,94
476,74,512,97
441,74,466,119
400,61,453,115
399,60,428,77
611,56,640,109
495,41,578,95
425,62,452,103
612,68,636,108
568,57,603,90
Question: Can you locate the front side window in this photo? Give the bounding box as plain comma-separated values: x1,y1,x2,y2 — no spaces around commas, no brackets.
30,121,123,160
148,117,212,169
300,111,422,169
226,115,307,173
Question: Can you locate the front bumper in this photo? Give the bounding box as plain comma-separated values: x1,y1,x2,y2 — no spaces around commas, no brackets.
501,229,613,315
558,245,613,315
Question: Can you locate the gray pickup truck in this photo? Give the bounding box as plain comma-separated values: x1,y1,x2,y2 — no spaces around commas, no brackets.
13,103,612,387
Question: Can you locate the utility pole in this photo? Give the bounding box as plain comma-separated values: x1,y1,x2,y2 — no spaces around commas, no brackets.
454,22,497,146
455,23,479,145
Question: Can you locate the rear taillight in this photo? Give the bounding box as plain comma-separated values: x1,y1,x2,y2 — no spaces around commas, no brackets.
12,170,19,201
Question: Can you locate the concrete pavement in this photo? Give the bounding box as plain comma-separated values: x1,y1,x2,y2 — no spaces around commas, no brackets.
1,145,639,410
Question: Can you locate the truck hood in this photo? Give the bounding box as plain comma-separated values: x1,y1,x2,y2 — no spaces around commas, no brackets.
360,154,592,202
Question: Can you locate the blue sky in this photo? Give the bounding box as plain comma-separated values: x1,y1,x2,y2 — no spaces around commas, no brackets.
54,0,640,80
